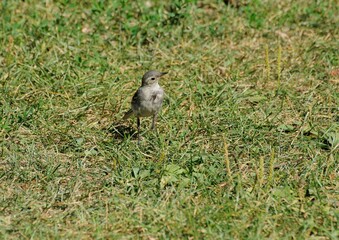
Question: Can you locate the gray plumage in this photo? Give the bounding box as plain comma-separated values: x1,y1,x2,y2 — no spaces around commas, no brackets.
123,70,167,143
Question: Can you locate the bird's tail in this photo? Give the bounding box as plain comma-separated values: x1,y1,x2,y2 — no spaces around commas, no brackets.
123,109,134,120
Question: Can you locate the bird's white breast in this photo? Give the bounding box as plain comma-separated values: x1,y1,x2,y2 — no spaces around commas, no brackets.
132,83,164,117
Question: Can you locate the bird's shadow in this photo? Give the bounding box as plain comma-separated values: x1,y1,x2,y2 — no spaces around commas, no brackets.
106,123,137,140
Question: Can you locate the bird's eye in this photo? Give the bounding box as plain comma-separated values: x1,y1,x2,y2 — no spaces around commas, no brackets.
151,77,155,80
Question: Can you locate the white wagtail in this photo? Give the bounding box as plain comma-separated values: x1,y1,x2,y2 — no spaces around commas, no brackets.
123,70,167,143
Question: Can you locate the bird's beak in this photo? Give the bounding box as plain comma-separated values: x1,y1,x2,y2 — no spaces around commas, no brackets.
160,72,168,76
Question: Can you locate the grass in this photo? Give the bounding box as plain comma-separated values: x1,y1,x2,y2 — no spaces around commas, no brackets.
0,0,338,239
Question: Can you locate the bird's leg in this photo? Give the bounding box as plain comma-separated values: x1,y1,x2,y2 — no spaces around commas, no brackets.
137,117,141,144
151,113,158,131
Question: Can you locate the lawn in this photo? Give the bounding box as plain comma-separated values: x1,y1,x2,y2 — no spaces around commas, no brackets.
0,0,338,239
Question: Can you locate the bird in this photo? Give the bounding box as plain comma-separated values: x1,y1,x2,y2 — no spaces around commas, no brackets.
123,70,167,143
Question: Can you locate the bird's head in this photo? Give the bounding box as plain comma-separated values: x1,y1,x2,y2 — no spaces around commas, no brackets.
141,70,167,86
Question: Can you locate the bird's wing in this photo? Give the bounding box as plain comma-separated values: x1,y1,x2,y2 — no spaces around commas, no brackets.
123,89,140,120
131,89,141,105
